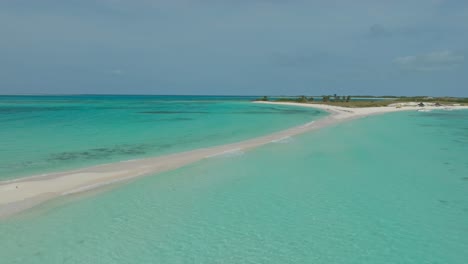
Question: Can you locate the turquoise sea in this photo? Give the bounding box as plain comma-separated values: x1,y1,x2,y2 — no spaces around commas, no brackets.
1,96,468,263
0,95,324,180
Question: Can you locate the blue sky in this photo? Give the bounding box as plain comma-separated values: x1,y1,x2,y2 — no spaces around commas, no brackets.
0,0,467,96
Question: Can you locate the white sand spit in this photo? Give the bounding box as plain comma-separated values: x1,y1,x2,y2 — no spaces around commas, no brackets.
1,101,467,218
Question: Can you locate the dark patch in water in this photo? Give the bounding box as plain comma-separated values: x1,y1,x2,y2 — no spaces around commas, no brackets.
0,106,81,114
159,117,193,121
158,144,173,149
139,111,209,114
419,124,436,128
234,111,280,114
461,177,468,181
48,144,151,161
438,200,449,205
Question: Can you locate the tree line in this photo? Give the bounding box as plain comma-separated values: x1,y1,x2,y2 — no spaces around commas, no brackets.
256,95,352,103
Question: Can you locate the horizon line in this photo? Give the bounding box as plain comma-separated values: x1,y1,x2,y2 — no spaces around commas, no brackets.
0,93,467,98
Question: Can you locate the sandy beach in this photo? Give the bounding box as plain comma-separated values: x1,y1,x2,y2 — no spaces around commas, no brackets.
1,102,467,218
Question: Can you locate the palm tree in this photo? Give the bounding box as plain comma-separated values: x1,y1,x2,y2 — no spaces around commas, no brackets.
297,95,307,103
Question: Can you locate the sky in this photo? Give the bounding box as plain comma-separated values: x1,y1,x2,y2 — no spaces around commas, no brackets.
0,0,467,96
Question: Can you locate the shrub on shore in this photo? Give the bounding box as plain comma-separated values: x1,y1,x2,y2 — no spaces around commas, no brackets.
256,95,468,107
254,96,269,101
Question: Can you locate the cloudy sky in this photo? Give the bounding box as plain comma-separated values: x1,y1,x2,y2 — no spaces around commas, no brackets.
0,0,467,96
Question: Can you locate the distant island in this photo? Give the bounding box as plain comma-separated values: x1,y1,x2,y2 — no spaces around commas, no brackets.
254,95,468,108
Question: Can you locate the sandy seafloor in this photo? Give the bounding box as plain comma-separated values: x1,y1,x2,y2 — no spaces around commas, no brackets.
1,97,468,263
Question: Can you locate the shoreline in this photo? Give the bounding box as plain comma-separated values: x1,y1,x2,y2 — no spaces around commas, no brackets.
1,102,467,218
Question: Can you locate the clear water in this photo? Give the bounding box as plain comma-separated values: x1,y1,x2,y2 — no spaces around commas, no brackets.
270,96,392,102
1,109,467,263
0,95,324,180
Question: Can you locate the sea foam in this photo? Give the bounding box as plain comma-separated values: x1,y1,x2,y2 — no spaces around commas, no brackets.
271,136,294,144
206,148,245,158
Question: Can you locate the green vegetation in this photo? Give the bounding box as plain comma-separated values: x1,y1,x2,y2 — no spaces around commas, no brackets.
394,97,468,104
254,96,269,101
320,95,351,102
254,95,468,107
297,95,308,103
275,97,297,102
272,96,310,103
310,101,394,108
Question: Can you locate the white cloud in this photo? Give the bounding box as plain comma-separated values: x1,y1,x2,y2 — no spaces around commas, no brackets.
394,51,464,71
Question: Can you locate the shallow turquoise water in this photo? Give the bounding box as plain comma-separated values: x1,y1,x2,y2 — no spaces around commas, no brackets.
0,95,324,180
1,109,467,263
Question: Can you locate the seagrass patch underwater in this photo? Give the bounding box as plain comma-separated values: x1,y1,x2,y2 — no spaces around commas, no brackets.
1,109,467,263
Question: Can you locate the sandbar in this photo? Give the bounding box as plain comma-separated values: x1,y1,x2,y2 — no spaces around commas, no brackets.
1,102,467,218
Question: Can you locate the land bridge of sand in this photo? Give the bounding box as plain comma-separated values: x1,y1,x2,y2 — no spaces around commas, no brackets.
1,102,467,218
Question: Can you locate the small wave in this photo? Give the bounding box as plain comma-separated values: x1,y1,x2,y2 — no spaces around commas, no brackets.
206,148,245,158
271,136,294,144
299,121,315,128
